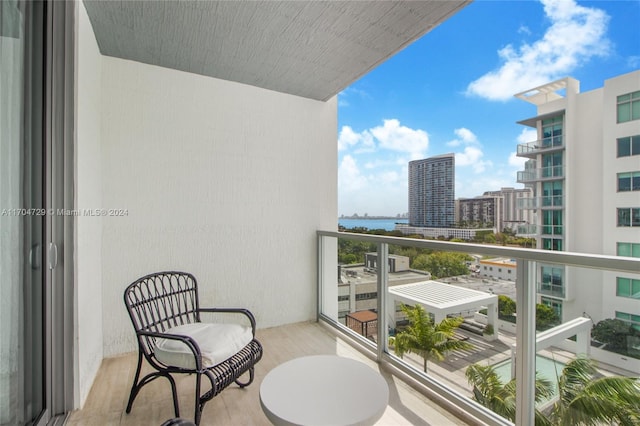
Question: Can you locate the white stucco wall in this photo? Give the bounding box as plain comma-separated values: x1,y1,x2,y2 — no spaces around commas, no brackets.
75,2,104,406
99,57,337,356
600,70,640,322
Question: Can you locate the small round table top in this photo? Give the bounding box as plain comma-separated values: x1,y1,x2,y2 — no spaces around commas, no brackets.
260,355,389,426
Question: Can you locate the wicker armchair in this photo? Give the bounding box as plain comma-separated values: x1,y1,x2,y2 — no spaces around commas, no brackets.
123,271,263,425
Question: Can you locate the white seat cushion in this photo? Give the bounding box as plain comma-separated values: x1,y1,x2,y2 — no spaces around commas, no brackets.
155,322,253,369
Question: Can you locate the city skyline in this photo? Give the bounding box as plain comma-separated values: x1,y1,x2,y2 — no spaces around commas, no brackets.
337,0,640,216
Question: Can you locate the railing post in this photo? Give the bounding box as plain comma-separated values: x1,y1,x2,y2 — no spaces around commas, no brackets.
515,259,536,425
377,242,389,361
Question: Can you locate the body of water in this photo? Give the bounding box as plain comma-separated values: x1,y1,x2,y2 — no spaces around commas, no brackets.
338,218,408,231
492,354,566,404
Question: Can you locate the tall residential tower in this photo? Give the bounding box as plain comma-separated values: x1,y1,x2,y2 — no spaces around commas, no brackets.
515,70,640,327
408,154,455,228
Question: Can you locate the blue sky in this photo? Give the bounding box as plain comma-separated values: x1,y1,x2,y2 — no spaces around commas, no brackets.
337,0,640,217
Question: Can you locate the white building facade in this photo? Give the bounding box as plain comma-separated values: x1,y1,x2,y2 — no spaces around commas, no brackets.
515,71,640,327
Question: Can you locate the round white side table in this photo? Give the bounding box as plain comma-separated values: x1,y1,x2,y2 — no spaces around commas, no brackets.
260,355,389,426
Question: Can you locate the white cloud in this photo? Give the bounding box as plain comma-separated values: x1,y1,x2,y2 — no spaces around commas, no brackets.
517,128,538,144
448,127,479,147
370,119,429,159
338,155,368,192
509,128,538,168
339,119,429,159
338,126,374,152
466,0,610,101
456,146,492,173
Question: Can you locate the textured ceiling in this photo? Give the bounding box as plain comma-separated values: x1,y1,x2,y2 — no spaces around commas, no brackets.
83,0,470,101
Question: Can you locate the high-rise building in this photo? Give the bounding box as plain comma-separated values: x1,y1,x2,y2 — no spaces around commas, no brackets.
408,154,455,228
515,70,640,327
455,195,502,230
482,187,534,232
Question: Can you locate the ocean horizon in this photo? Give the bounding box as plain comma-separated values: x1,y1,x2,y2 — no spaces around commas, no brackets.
338,218,408,231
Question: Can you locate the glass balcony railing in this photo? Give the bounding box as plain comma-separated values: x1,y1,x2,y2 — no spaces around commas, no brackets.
517,136,564,158
318,230,640,426
517,195,564,209
517,165,564,183
538,282,566,299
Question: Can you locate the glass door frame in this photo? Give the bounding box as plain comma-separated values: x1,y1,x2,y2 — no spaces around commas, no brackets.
42,0,75,423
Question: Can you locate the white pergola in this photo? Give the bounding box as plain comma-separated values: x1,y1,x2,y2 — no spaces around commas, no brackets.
388,280,498,340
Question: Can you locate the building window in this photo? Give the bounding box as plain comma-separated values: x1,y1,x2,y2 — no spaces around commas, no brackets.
542,181,562,207
540,266,564,298
541,116,563,148
338,295,349,302
542,152,563,178
542,238,563,251
616,311,640,331
541,297,562,321
617,91,640,123
355,292,377,301
508,270,512,274
617,135,640,157
617,208,640,227
617,242,640,258
616,277,640,299
617,171,640,191
542,210,563,235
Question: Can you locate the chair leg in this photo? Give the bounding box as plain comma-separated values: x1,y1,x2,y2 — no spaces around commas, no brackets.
126,351,144,413
165,373,180,418
194,372,203,426
234,366,255,388
126,351,180,418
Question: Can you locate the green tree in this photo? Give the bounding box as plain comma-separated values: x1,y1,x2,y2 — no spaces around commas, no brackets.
498,295,516,320
466,357,640,425
465,363,553,424
592,318,635,351
536,304,560,331
394,304,472,372
549,357,640,425
423,251,471,278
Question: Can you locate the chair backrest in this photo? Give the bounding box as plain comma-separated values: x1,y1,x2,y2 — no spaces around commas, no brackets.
124,271,200,356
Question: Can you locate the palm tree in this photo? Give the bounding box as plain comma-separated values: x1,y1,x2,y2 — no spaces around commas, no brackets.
466,357,640,425
550,357,640,426
465,363,554,425
393,304,473,372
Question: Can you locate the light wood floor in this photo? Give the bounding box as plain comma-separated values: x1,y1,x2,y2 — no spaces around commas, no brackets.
66,321,474,426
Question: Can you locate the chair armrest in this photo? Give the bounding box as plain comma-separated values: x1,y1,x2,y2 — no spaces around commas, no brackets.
198,308,257,336
137,330,205,371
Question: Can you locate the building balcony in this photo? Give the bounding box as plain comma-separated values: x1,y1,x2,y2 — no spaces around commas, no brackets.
63,232,640,426
517,166,564,183
516,137,564,158
516,196,564,209
67,322,473,426
538,283,566,299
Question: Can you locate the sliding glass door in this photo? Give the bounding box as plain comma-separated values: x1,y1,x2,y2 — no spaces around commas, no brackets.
1,1,47,424
1,1,74,424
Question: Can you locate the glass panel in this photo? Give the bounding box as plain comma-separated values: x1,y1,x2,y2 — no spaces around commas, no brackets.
618,103,631,122
0,1,45,424
618,209,631,227
618,173,632,191
617,137,631,157
632,100,640,120
632,173,640,191
632,136,640,156
632,208,640,227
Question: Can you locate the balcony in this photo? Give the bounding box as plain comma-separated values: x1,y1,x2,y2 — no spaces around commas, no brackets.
516,136,564,158
517,165,564,183
516,195,563,209
538,283,566,299
317,231,640,425
66,322,475,426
